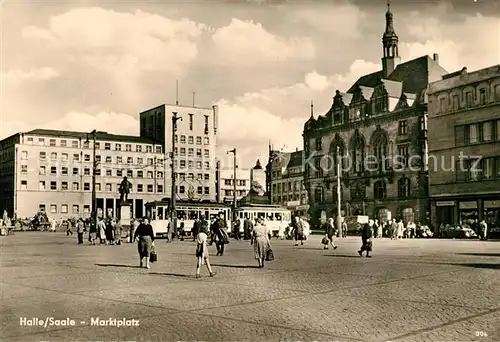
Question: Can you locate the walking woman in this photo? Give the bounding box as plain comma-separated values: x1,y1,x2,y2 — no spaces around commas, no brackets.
291,216,304,246
195,224,215,278
134,218,155,269
323,217,338,250
251,217,271,268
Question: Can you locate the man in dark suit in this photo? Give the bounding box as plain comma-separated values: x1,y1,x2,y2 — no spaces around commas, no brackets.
211,213,228,256
358,219,374,258
243,214,253,240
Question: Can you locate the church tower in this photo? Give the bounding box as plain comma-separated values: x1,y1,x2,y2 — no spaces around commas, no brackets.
381,0,400,78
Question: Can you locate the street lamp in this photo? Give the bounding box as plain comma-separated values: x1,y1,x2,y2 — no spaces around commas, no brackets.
85,130,97,232
171,112,182,238
335,146,342,234
227,148,237,213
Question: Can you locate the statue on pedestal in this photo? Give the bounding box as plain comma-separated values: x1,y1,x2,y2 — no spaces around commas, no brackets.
118,176,132,203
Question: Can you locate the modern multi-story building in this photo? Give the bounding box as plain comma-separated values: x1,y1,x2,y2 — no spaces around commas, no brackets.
139,104,218,202
217,167,251,203
270,149,309,216
302,3,447,227
0,103,219,220
427,65,500,230
0,129,165,220
217,160,267,204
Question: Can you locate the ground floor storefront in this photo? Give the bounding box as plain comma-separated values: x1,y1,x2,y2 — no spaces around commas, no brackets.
430,194,500,232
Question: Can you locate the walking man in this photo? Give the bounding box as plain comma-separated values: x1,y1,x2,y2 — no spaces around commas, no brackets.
358,219,374,257
243,214,253,240
479,219,488,240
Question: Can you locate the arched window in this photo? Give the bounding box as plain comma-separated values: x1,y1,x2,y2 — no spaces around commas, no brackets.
372,133,388,171
402,207,415,224
398,177,411,198
376,208,390,225
350,135,365,174
314,186,324,203
329,136,346,175
374,181,386,199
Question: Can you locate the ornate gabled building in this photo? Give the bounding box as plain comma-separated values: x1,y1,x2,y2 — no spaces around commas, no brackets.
303,3,448,227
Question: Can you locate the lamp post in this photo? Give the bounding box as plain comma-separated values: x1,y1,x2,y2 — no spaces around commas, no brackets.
227,148,237,213
85,130,97,231
335,146,342,234
171,112,182,238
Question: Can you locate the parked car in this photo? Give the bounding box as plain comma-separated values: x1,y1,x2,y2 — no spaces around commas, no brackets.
439,225,478,239
416,225,434,238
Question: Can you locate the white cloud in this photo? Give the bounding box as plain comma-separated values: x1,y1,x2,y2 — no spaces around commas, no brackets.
402,12,499,71
1,67,60,88
22,7,206,76
287,3,367,38
214,59,380,167
212,18,315,65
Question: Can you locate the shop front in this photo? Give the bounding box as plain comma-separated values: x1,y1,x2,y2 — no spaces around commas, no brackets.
435,201,455,227
459,201,479,227
484,200,500,237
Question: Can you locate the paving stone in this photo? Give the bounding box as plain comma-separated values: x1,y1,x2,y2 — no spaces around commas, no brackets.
197,293,487,341
85,281,305,311
334,278,500,309
8,312,351,342
390,309,500,342
1,231,499,341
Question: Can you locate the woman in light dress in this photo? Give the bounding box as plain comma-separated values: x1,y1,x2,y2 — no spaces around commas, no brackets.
251,217,271,268
195,224,215,278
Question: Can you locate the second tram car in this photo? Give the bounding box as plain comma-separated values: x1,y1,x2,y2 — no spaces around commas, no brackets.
233,204,291,237
145,200,232,237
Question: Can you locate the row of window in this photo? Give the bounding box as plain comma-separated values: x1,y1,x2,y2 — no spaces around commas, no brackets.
29,166,164,179
455,119,500,147
273,194,308,202
313,177,412,202
273,181,305,193
224,190,247,196
40,203,90,215
174,135,210,145
313,120,410,151
456,156,500,182
436,84,500,114
20,180,164,193
25,137,161,153
186,113,211,133
28,151,163,165
177,185,211,195
223,179,247,186
176,160,211,170
174,147,211,158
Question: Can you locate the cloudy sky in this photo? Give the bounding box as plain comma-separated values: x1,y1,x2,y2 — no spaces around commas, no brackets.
1,0,499,167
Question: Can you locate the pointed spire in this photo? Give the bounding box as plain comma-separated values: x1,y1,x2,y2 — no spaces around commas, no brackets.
384,0,396,36
310,100,314,118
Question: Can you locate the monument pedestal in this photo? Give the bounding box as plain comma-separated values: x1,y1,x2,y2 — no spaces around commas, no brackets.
119,202,131,229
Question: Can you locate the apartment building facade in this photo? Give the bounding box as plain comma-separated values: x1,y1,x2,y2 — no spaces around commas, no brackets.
270,150,309,217
139,104,218,201
427,65,500,230
0,129,165,220
218,167,251,203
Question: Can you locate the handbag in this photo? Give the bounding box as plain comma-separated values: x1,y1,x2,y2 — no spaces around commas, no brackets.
266,248,274,261
150,251,157,263
321,236,329,245
196,243,203,258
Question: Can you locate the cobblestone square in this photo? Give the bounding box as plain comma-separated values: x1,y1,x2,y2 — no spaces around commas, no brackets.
1,232,499,341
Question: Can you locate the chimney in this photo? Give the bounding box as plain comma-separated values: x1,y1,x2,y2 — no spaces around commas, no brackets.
433,53,439,63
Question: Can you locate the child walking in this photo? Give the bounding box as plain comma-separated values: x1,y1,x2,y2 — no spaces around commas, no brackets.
195,225,216,278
